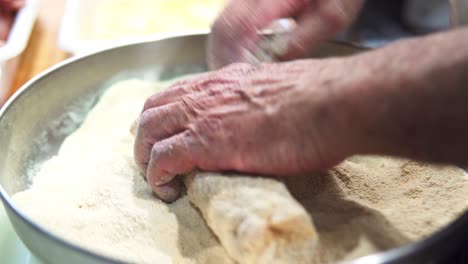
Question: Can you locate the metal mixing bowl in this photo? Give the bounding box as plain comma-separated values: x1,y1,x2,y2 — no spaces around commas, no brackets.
0,33,467,264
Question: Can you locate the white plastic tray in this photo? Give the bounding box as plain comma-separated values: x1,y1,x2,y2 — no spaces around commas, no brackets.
0,0,39,103
58,0,223,55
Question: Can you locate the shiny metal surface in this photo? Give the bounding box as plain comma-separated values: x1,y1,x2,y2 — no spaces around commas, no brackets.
0,33,466,264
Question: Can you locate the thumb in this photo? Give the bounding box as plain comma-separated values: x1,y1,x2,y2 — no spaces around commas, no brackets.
208,0,309,69
280,0,364,60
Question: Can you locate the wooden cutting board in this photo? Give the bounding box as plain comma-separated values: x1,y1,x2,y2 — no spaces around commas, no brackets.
7,0,70,100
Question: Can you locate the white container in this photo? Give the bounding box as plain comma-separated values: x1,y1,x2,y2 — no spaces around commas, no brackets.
0,0,40,104
58,0,225,55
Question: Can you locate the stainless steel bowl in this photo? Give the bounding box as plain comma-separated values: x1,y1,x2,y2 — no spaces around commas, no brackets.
0,33,467,264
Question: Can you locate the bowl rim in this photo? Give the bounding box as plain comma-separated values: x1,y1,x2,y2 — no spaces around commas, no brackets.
0,32,467,264
0,31,213,264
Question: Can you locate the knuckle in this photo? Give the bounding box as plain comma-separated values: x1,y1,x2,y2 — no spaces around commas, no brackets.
150,142,165,161
180,95,200,116
138,110,153,132
180,129,198,154
143,96,155,111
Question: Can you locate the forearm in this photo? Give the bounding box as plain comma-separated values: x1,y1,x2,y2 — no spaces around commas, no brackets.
345,27,468,165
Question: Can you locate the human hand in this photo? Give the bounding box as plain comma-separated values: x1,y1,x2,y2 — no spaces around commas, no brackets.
0,0,24,11
0,0,24,43
208,0,364,69
0,9,13,43
134,60,361,202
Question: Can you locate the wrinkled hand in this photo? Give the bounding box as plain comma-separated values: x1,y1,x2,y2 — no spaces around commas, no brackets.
134,60,359,202
0,0,24,11
208,0,364,69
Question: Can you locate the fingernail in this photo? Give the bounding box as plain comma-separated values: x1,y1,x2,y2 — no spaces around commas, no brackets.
154,171,175,186
153,179,182,203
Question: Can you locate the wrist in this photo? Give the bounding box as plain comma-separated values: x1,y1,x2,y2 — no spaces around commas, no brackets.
334,37,440,158
313,52,407,159
325,57,379,158
307,28,468,165
296,58,371,165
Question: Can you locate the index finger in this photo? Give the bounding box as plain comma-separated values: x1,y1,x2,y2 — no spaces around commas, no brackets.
146,131,197,202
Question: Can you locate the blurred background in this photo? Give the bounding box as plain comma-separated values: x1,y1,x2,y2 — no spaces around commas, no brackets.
0,0,453,105
0,0,460,263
